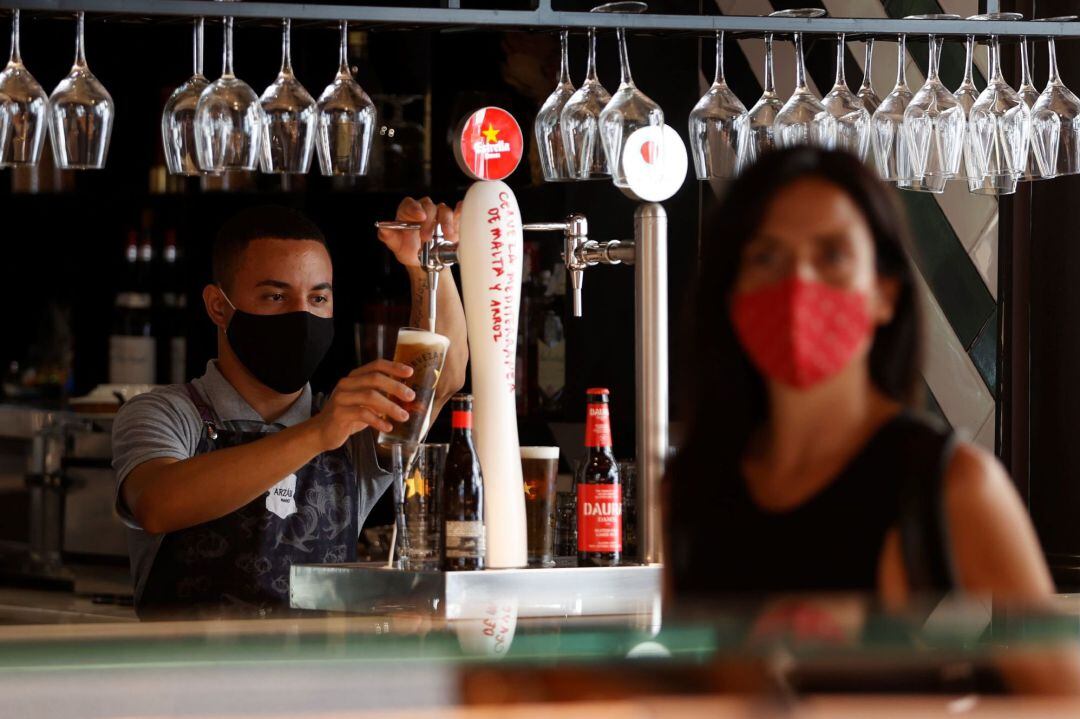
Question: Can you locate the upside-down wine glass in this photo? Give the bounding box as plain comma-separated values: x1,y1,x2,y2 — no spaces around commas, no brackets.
871,34,913,186
822,32,870,160
1016,34,1045,180
856,38,882,114
1031,16,1080,178
162,18,209,176
737,31,782,172
953,33,980,183
0,9,47,166
561,27,610,179
260,18,316,174
689,30,746,179
595,1,664,188
316,20,377,176
195,16,263,172
902,15,965,193
772,9,836,149
536,30,576,182
49,11,114,170
967,12,1028,196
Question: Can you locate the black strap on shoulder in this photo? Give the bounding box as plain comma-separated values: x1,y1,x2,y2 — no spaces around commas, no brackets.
183,383,221,441
898,421,959,593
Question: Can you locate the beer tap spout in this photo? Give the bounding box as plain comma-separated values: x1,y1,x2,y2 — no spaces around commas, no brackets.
375,221,459,332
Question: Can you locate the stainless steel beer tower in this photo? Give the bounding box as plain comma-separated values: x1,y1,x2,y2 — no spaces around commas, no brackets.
376,203,669,564
634,203,667,565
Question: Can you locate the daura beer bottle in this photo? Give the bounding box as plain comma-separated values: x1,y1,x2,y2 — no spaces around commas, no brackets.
577,388,621,567
442,393,485,571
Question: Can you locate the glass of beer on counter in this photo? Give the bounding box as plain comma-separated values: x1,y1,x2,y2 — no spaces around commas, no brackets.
521,446,560,567
378,327,451,449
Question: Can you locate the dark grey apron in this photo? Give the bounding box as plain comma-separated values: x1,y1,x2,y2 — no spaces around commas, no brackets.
137,384,358,619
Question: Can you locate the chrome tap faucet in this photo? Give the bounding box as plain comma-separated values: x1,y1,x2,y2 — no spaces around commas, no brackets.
374,221,458,331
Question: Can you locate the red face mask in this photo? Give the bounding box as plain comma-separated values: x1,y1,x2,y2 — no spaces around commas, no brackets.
730,276,872,390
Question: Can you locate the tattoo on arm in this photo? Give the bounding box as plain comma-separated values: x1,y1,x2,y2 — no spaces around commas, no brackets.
410,276,429,328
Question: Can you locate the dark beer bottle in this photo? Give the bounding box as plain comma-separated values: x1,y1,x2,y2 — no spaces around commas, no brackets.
577,388,622,567
442,394,485,571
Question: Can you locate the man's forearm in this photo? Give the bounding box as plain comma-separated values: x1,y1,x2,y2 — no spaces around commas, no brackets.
127,421,324,534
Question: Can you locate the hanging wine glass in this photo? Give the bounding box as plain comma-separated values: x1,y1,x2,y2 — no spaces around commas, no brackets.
595,1,664,188
260,18,316,174
871,34,914,185
1031,16,1080,178
1016,35,1045,180
316,20,377,177
561,27,610,179
953,33,980,183
772,9,836,149
822,33,870,160
535,30,576,182
856,38,882,114
902,15,965,194
737,31,782,172
194,16,263,172
162,18,209,176
48,11,114,170
967,12,1028,196
689,31,746,179
0,9,47,166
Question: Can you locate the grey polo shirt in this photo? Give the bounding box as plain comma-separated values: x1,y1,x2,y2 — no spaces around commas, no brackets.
111,360,392,603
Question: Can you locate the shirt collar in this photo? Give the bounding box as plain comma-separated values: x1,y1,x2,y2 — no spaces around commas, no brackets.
191,360,312,428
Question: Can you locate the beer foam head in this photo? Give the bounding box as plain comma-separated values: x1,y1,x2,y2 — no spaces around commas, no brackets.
398,327,451,350
520,446,560,460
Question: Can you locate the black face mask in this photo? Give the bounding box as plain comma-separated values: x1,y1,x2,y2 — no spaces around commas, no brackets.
221,290,335,394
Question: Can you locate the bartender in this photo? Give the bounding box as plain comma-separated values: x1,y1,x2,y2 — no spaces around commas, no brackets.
111,199,466,618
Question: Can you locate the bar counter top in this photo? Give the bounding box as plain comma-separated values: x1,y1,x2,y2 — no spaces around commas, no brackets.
4,594,1080,717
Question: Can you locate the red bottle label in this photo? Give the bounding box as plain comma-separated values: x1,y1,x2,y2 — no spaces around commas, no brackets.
577,484,622,553
585,403,612,448
452,411,472,429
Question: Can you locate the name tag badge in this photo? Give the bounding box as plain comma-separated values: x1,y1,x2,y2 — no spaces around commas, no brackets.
266,473,298,520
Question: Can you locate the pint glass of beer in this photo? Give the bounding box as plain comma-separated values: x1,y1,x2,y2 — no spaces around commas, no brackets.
520,446,559,567
378,327,451,449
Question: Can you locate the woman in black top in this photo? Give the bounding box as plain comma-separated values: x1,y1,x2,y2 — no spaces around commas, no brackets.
667,148,1051,608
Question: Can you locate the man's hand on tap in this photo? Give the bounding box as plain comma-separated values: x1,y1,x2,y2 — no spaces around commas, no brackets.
377,196,463,268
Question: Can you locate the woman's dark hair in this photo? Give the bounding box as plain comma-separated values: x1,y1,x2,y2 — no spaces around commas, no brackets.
667,147,923,584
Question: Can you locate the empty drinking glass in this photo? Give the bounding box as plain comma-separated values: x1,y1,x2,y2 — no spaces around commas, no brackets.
561,28,610,180
162,18,209,176
1016,35,1045,180
535,30,575,182
48,11,114,170
1031,16,1080,178
902,15,965,193
195,16,263,172
871,34,914,184
595,2,664,188
394,443,447,571
316,21,377,176
260,19,317,174
689,30,746,179
772,9,835,149
0,9,47,166
822,33,870,160
737,31,782,172
856,38,882,114
967,13,1028,196
953,33,980,183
